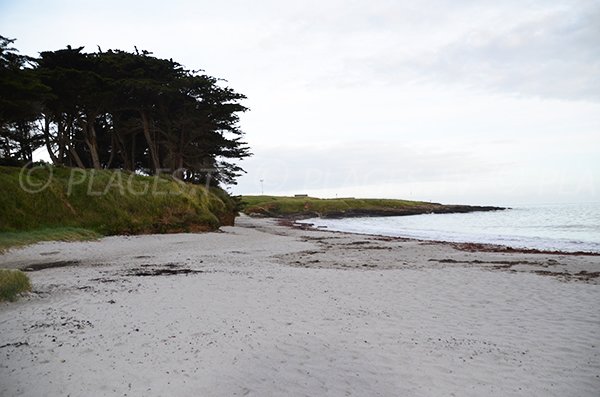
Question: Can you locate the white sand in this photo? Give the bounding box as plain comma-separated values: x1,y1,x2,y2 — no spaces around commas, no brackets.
1,216,599,396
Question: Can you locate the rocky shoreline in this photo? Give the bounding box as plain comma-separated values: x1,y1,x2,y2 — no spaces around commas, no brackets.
319,204,505,219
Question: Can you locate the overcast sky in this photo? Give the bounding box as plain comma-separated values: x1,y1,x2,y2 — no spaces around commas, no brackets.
1,0,599,205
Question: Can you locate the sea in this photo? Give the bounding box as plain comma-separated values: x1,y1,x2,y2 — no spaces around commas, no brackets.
298,202,600,253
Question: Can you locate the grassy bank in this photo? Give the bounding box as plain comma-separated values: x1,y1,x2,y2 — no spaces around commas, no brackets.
241,195,503,218
0,227,100,253
0,269,31,302
0,166,238,249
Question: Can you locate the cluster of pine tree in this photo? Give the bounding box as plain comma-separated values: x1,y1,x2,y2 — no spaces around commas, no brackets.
0,35,250,185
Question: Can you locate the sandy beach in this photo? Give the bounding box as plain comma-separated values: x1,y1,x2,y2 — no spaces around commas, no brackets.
1,215,599,396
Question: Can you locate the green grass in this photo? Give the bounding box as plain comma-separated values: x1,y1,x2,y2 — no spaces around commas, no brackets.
240,195,434,217
0,269,32,302
0,166,237,239
0,227,100,253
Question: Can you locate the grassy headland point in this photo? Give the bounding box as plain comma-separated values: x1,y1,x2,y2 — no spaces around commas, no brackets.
241,195,504,219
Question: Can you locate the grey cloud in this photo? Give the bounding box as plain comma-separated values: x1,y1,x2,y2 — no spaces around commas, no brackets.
421,4,599,100
344,2,600,100
270,1,598,100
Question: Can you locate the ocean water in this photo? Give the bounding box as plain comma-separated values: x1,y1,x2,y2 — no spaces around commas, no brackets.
298,202,600,253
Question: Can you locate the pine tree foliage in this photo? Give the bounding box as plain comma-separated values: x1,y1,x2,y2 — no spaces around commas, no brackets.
0,36,251,185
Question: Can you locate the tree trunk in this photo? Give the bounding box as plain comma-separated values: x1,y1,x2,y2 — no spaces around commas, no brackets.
115,135,129,170
57,120,66,164
84,117,101,169
130,134,136,170
172,152,185,180
106,134,116,169
68,145,86,168
42,116,59,165
140,110,161,174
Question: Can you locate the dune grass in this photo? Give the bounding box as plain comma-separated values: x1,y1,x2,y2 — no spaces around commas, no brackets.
0,227,100,253
0,166,237,241
0,269,32,302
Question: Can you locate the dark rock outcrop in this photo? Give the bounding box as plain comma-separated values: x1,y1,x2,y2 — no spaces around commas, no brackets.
321,204,505,219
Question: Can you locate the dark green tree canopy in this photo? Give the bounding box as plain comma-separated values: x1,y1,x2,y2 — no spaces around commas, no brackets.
0,36,50,164
0,36,251,185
